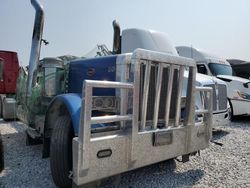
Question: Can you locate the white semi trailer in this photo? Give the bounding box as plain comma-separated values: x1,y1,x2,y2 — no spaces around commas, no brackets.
176,46,250,119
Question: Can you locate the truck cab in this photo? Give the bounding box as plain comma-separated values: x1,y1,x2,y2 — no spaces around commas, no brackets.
228,59,250,79
176,46,250,118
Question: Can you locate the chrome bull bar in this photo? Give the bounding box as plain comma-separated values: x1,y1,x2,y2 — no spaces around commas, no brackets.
72,49,213,185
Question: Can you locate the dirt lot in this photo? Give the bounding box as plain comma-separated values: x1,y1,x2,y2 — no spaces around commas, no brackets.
0,118,250,188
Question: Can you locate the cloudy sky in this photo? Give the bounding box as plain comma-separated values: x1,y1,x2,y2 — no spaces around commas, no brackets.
1,0,249,65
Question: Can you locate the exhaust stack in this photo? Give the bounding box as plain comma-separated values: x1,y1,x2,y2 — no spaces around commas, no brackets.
26,0,44,98
112,20,121,54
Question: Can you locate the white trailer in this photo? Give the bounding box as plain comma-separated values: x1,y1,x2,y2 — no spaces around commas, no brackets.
176,46,250,119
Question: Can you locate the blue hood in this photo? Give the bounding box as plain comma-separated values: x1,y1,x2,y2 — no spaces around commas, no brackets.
68,55,117,96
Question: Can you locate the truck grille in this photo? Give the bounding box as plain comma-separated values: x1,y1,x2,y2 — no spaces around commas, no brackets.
204,84,227,111
138,62,186,129
204,84,216,111
139,65,179,120
218,84,227,110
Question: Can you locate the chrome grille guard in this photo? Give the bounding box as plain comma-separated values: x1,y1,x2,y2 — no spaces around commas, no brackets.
72,49,213,185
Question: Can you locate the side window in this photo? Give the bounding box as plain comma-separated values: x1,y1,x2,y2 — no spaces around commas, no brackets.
197,64,208,75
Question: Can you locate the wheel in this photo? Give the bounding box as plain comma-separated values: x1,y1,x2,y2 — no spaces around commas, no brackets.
228,100,234,121
50,116,74,188
50,116,120,188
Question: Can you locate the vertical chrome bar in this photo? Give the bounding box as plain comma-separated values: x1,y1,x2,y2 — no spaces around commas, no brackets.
184,67,196,126
118,55,130,129
153,63,163,129
204,89,213,141
184,66,196,154
140,61,151,130
164,65,174,127
131,57,140,161
174,66,184,126
208,90,213,140
79,81,92,171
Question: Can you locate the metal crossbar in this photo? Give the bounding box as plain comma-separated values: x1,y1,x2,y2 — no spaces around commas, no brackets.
79,80,134,171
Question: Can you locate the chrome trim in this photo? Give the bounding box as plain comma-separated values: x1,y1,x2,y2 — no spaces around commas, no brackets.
141,61,151,130
164,65,174,128
152,63,163,129
174,66,184,126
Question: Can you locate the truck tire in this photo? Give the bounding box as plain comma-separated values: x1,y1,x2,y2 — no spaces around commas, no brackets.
50,116,74,188
228,99,234,121
50,116,120,188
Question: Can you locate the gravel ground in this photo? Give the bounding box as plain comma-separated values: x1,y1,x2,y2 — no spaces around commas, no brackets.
0,118,250,188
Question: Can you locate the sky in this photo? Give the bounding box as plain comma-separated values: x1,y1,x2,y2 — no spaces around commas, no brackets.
0,0,250,66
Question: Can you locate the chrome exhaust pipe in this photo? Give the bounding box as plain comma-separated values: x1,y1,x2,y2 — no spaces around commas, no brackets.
112,20,121,54
26,0,44,98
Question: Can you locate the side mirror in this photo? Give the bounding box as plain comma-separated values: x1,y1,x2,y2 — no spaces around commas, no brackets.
197,65,207,74
243,81,250,88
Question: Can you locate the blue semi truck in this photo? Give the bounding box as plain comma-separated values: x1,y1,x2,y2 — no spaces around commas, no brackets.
16,0,213,187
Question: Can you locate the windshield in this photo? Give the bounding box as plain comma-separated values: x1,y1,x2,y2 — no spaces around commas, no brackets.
208,63,233,76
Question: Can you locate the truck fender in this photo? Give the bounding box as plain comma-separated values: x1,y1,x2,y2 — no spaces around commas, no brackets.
42,93,81,158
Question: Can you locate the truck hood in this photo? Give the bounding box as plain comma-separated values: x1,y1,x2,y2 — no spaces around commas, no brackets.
217,75,250,83
195,73,214,85
184,72,226,86
197,73,226,85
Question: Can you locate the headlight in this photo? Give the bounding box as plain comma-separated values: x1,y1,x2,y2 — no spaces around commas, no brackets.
92,96,118,111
